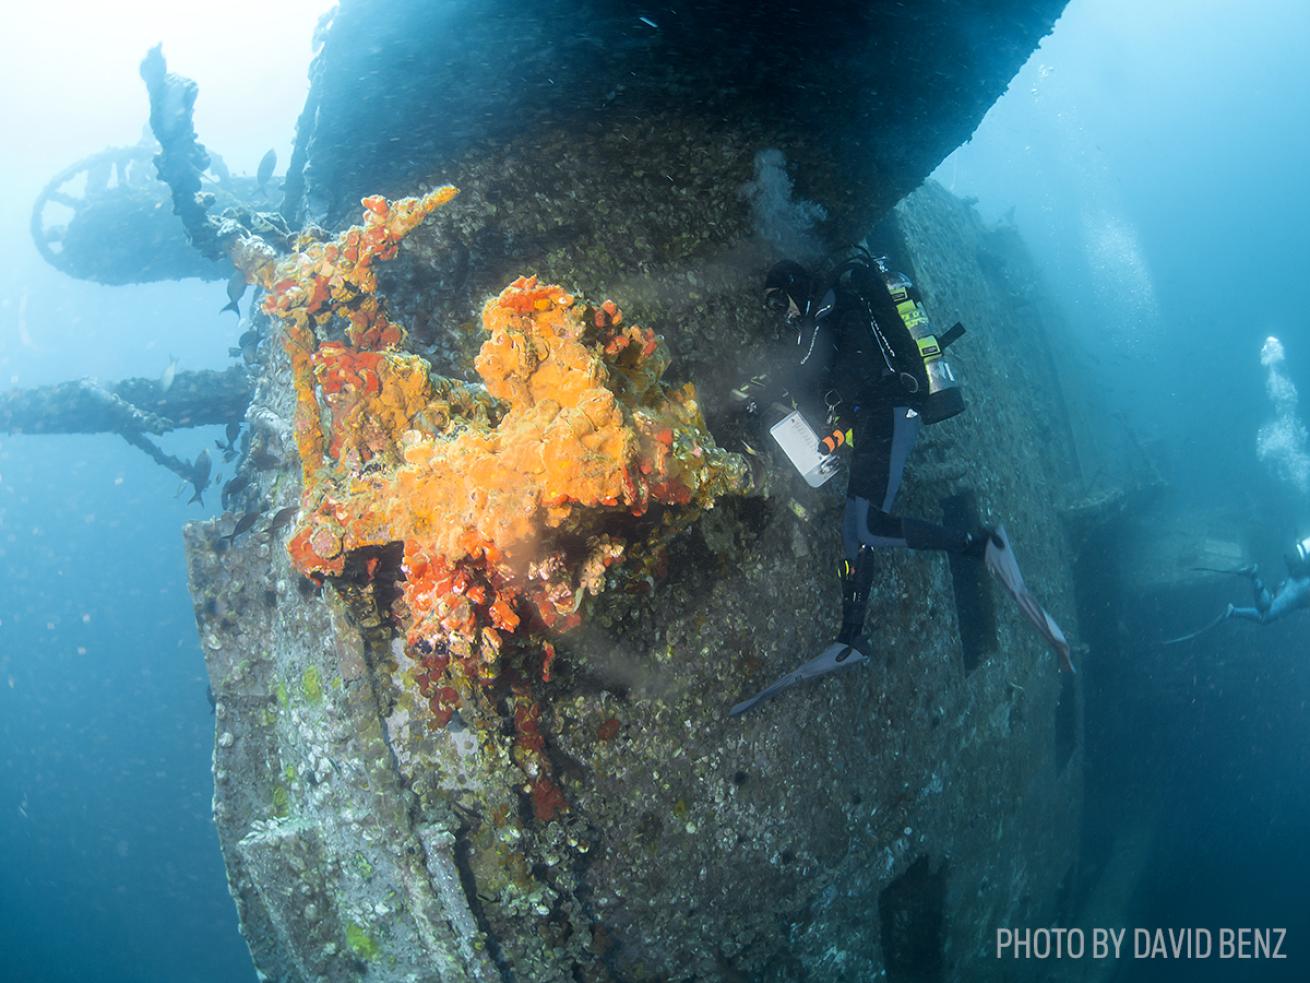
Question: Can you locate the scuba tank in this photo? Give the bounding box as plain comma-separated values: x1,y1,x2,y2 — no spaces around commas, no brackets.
1291,535,1310,577
829,248,967,425
876,263,966,425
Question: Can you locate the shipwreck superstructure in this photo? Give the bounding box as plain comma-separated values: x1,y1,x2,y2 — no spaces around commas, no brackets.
16,2,1115,980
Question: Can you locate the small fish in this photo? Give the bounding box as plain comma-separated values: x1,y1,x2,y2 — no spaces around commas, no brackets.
249,444,282,471
218,511,262,545
265,505,299,537
221,268,247,316
256,149,277,194
221,472,250,510
160,354,179,393
231,328,261,364
217,420,242,463
216,421,241,453
189,449,212,506
639,16,659,29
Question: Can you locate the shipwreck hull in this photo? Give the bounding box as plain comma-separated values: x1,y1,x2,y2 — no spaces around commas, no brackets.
188,187,1083,982
181,1,1081,979
291,0,1067,236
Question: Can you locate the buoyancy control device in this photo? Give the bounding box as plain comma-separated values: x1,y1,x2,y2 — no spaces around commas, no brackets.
835,250,967,425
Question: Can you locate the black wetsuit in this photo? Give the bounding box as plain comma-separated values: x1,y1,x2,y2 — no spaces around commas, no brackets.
789,264,972,565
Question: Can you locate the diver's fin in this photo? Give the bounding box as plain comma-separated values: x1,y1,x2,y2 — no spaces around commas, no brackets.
1161,607,1231,646
984,526,1075,673
729,640,868,717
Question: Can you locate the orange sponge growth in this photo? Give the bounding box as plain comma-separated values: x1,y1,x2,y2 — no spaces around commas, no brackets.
255,188,752,730
287,274,752,651
240,186,460,351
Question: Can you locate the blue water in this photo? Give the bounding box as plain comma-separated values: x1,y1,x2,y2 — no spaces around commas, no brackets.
2,0,1309,980
0,2,321,974
941,1,1310,978
941,0,1310,519
0,430,253,981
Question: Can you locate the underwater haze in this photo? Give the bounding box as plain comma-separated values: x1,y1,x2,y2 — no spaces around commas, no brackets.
2,0,1309,980
0,3,332,980
940,0,1310,980
940,0,1310,523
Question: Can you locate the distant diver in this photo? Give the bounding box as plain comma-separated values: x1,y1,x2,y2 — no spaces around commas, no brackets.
1164,537,1310,644
730,249,1071,716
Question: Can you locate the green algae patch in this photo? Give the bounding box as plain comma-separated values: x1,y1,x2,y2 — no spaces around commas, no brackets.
301,666,323,704
274,680,289,708
352,851,374,879
271,783,291,819
345,921,380,960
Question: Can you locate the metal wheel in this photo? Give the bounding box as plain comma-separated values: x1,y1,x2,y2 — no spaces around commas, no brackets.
30,144,228,284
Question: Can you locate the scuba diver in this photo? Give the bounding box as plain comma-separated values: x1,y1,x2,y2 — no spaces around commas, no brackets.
763,252,987,647
1164,537,1310,644
730,249,1071,716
